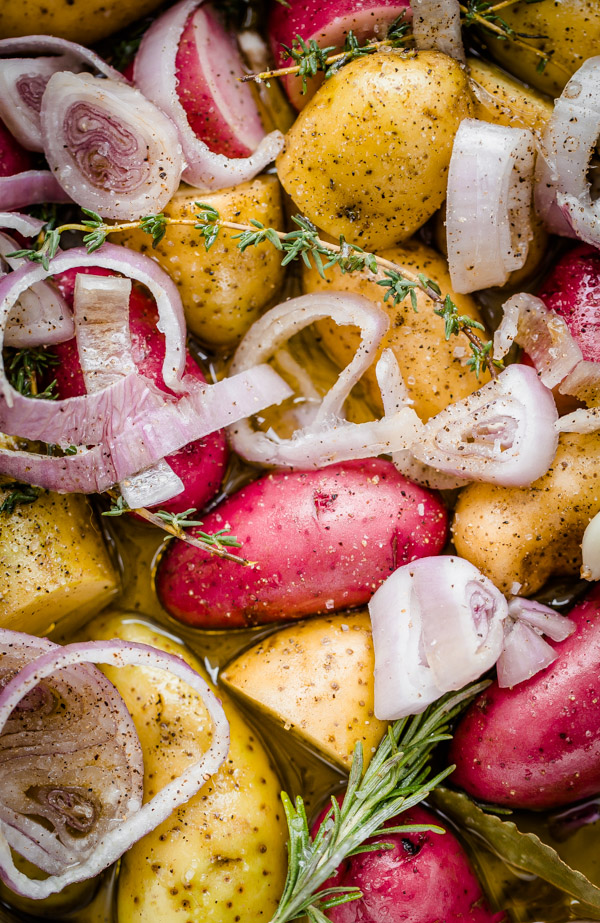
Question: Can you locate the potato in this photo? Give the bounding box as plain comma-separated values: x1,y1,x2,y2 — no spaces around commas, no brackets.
85,612,287,923
0,0,164,45
221,610,386,770
315,802,503,923
303,240,488,421
0,484,118,639
114,177,286,348
155,459,448,629
467,58,553,134
449,587,600,810
276,50,473,250
479,0,600,97
452,434,600,596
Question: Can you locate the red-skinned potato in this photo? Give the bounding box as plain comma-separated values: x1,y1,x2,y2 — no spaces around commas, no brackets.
313,801,504,923
50,267,227,515
268,0,411,110
449,586,600,811
538,244,600,363
155,458,448,629
174,4,265,158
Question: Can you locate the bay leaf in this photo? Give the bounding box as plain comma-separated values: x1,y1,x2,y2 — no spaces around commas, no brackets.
431,787,600,918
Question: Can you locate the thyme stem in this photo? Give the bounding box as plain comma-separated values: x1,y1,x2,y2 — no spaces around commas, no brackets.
14,213,499,379
103,492,253,566
239,35,412,84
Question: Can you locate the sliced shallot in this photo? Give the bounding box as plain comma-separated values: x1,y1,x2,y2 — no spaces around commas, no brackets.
369,556,508,719
496,599,574,688
0,245,292,492
446,119,535,293
0,212,73,348
0,635,229,900
411,364,559,486
376,348,470,489
73,273,183,507
228,293,421,468
40,72,183,220
493,293,582,388
410,0,464,62
0,170,72,212
134,0,284,190
534,56,600,247
0,36,124,152
0,630,143,884
0,57,84,152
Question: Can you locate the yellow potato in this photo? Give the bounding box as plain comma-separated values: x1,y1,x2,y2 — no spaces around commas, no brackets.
221,610,387,771
452,434,600,596
277,50,473,251
479,0,600,97
85,613,287,923
115,177,286,348
0,484,118,639
0,0,164,45
467,57,553,134
303,240,488,421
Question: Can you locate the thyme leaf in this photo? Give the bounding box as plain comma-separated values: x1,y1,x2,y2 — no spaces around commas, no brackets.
269,681,490,923
0,482,41,514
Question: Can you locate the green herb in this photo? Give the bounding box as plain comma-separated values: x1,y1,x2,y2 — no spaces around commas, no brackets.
431,787,600,913
102,495,130,517
5,347,60,399
140,213,168,248
270,681,489,923
281,35,336,95
8,228,61,272
16,207,500,379
153,508,242,548
0,482,41,514
245,14,411,91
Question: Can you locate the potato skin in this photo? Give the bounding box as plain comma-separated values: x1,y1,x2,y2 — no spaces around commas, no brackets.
115,177,286,348
0,0,164,44
277,50,472,250
303,240,488,421
467,58,553,134
156,459,448,629
221,611,387,770
449,587,600,810
452,434,600,596
315,803,504,923
480,0,600,97
86,613,287,923
0,484,118,639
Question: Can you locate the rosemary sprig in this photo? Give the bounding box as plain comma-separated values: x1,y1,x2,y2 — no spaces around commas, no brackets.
102,496,251,565
12,209,500,379
0,482,41,514
270,681,489,923
5,347,59,398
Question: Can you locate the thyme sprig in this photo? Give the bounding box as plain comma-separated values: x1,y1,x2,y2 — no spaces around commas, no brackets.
241,0,567,88
5,347,59,399
240,15,411,91
102,495,250,565
0,482,41,514
269,681,489,923
12,209,500,379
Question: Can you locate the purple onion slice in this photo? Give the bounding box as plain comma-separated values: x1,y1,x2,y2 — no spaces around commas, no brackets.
0,630,143,884
0,634,230,900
